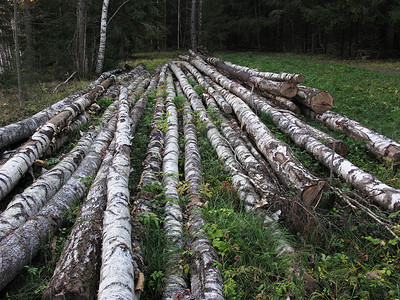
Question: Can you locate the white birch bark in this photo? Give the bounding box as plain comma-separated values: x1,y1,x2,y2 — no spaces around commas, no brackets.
260,90,301,114
0,132,94,241
0,67,118,151
0,77,114,202
98,87,135,300
223,60,305,84
43,140,115,300
0,115,117,291
180,61,232,114
312,110,400,165
162,71,188,299
184,56,326,205
177,83,224,299
192,52,298,98
294,85,334,114
95,0,110,74
169,62,259,211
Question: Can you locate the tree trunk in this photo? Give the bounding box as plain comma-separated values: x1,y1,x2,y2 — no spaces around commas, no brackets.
294,85,334,114
192,52,298,98
198,0,202,45
182,57,326,206
258,90,300,114
162,71,188,299
310,110,400,165
98,87,135,300
177,84,224,299
190,0,197,49
23,0,33,67
223,60,305,84
0,77,114,201
0,116,117,291
77,0,87,77
95,0,110,74
12,0,23,110
177,0,181,49
43,140,115,300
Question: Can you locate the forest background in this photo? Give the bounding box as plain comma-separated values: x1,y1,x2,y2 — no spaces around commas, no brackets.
1,0,400,79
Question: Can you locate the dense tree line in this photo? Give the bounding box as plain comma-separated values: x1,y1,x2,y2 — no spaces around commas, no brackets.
1,0,400,77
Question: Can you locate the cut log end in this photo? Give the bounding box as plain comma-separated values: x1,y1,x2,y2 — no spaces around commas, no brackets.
301,181,328,207
310,91,334,114
385,145,400,165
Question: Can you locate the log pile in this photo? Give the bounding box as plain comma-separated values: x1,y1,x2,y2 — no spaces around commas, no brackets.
0,51,399,298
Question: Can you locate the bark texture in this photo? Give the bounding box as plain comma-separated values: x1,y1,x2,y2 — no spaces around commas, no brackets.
98,87,135,300
95,0,110,74
192,51,298,98
223,60,305,84
162,71,188,299
312,110,400,165
184,56,326,205
177,84,224,299
0,78,114,201
43,141,115,300
0,116,116,291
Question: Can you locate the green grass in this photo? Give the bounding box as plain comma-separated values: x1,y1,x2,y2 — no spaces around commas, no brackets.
219,52,400,142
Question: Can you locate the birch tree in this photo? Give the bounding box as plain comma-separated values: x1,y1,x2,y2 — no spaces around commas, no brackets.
95,0,110,74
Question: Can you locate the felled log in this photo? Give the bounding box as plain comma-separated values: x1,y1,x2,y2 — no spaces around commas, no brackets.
311,110,400,165
43,141,115,300
294,85,334,114
98,87,135,300
188,51,298,98
180,61,232,114
162,71,188,300
182,57,326,206
0,115,117,291
223,60,305,84
169,62,259,211
0,68,122,151
178,85,224,299
261,90,301,114
0,77,114,202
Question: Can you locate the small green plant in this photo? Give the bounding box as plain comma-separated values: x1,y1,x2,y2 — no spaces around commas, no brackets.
193,85,205,96
148,270,165,294
45,157,60,168
155,112,169,133
138,212,161,228
97,97,114,110
172,96,186,111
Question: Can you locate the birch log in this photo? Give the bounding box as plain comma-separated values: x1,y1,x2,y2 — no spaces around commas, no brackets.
178,84,224,299
169,62,259,211
183,57,326,205
0,69,119,151
0,115,117,291
162,71,188,299
223,60,305,84
261,90,301,114
294,85,334,114
98,86,135,300
0,77,114,202
311,110,400,165
191,51,298,98
0,132,94,241
43,141,115,300
179,61,232,114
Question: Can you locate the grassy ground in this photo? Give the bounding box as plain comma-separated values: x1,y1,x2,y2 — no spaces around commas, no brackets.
1,52,400,299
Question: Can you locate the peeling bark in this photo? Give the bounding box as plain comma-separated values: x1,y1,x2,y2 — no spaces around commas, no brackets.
0,77,114,202
169,62,259,211
177,83,224,299
0,115,117,291
43,140,115,300
311,110,400,165
183,56,326,205
162,70,188,299
180,61,232,114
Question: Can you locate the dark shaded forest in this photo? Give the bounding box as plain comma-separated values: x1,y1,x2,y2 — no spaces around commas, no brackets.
1,0,400,77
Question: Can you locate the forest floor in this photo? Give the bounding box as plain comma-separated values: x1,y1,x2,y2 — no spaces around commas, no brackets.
1,51,400,299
